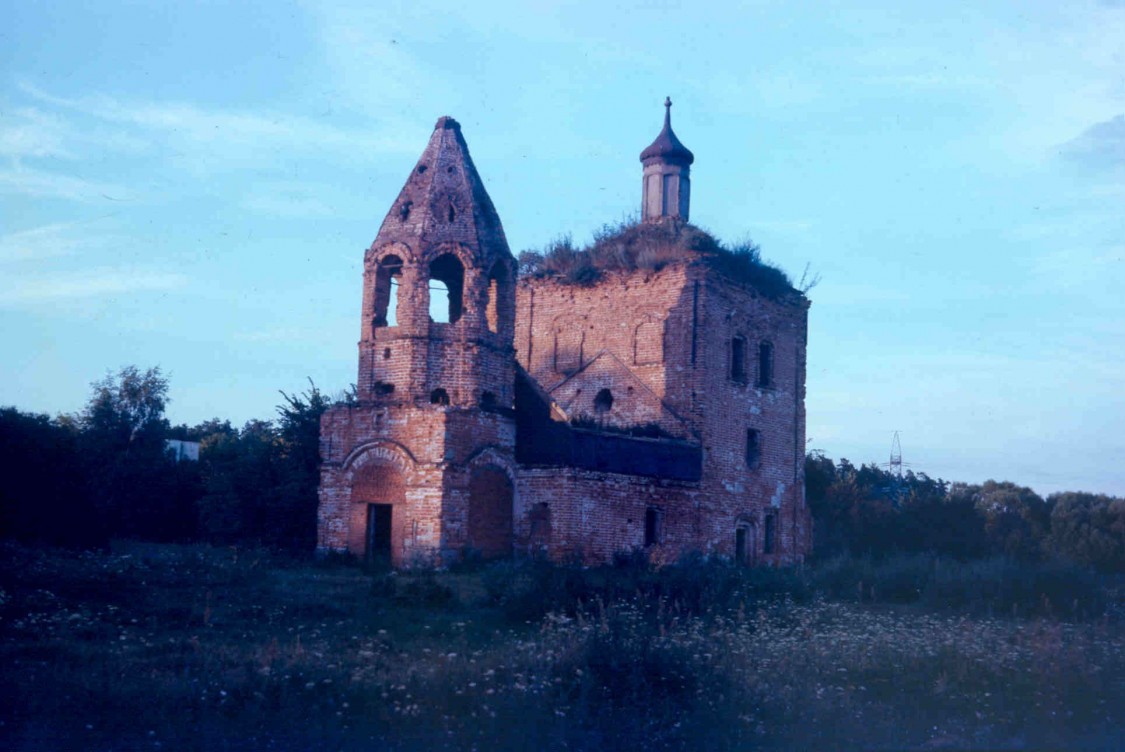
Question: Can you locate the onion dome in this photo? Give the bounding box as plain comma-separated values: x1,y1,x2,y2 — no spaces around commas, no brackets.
639,97,694,166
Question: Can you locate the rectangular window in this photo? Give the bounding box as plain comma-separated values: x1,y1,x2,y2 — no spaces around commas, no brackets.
644,507,661,547
745,428,761,469
757,341,774,388
730,337,746,382
661,174,672,215
763,513,776,555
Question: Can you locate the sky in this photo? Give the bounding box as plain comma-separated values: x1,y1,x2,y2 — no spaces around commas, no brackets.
1,0,1123,495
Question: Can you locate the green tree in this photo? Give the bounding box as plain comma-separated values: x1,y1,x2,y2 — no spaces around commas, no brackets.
958,481,1050,561
1047,491,1125,572
80,366,195,541
196,420,279,544
272,382,331,551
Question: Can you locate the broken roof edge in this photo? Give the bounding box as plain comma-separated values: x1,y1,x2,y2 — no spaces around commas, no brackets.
516,219,804,303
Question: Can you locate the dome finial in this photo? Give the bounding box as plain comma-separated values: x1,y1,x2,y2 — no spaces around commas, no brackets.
640,96,693,222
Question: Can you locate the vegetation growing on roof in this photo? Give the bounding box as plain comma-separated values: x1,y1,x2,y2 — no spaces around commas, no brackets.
517,218,805,300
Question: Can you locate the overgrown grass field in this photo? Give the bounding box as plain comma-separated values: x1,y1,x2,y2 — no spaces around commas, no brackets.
2,543,1123,750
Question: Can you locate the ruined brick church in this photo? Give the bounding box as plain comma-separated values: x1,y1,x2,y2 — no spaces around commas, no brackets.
317,102,811,566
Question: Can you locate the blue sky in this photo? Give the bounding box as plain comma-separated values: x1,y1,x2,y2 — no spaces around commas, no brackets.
2,1,1122,495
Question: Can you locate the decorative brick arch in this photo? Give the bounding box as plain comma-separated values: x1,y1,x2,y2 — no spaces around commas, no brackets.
365,241,418,267
420,240,474,269
342,441,418,563
734,514,758,565
342,440,417,476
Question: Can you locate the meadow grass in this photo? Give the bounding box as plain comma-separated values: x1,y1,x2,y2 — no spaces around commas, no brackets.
1,542,1123,751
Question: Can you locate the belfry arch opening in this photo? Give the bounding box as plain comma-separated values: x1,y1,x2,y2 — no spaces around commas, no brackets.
484,260,513,334
372,255,403,330
428,253,464,323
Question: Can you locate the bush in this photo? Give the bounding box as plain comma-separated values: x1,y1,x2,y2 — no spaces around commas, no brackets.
371,570,455,608
923,557,1106,618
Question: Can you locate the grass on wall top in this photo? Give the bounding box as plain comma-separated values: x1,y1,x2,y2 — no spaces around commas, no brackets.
517,219,801,301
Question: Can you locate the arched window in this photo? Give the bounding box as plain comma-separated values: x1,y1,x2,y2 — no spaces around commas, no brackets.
428,253,464,323
730,336,747,383
746,428,761,469
763,513,777,555
372,255,403,331
594,388,613,414
757,341,774,388
736,522,756,566
429,388,450,405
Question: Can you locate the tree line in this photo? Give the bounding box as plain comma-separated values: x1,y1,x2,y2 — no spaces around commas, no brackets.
1,366,1123,570
806,452,1125,573
0,366,333,551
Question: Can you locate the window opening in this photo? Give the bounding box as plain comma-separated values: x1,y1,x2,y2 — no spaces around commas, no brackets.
730,336,746,382
480,391,498,410
372,255,403,330
644,507,661,547
594,388,613,414
745,428,761,469
735,526,748,565
757,341,774,388
486,277,499,332
529,502,551,549
764,513,776,555
428,253,464,323
430,388,450,405
484,260,512,335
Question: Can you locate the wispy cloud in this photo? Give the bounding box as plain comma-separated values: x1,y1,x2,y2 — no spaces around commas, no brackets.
18,81,420,173
0,267,188,305
0,218,119,263
0,107,77,159
0,164,133,202
1061,114,1125,169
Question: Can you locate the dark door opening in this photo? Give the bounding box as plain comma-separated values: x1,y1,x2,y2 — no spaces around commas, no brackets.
736,527,747,565
366,503,392,565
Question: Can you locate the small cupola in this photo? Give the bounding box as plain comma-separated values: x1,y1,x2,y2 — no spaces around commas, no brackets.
640,97,694,222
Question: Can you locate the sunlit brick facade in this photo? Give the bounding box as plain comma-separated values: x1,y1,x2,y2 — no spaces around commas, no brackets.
317,109,811,566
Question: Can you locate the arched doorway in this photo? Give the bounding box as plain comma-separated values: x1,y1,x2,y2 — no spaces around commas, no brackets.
467,465,514,559
736,521,757,566
349,460,406,565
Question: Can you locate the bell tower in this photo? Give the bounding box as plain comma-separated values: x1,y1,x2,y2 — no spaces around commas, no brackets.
318,116,518,567
640,97,694,222
359,116,516,410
